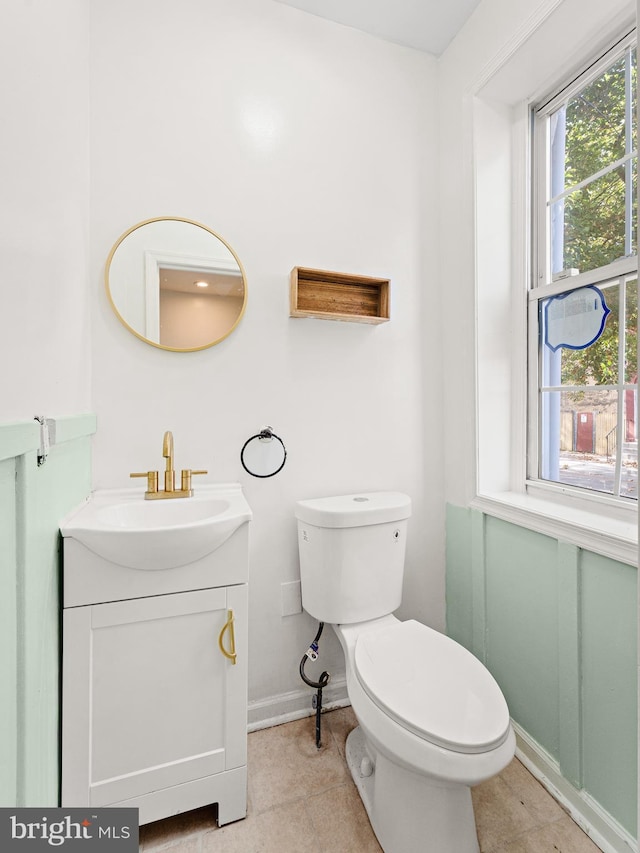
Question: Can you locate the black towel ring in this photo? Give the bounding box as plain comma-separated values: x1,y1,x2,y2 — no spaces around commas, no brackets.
240,427,287,478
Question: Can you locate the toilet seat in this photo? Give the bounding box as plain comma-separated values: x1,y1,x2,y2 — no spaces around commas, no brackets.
354,620,511,755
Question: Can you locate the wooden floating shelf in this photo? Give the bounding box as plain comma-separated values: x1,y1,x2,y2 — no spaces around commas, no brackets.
290,267,390,324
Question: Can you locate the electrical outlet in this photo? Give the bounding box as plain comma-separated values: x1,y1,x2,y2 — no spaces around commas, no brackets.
281,580,302,616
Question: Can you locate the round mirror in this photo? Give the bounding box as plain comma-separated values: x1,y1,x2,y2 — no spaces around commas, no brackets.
105,217,247,351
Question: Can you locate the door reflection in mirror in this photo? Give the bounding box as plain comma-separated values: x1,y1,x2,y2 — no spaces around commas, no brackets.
105,217,247,352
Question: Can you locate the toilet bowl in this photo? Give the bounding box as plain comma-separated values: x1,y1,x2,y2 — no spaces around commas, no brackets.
337,616,515,852
295,492,515,853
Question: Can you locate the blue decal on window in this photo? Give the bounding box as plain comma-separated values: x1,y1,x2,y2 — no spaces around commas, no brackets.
544,285,610,352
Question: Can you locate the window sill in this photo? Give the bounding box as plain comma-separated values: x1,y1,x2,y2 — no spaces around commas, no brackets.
470,489,637,567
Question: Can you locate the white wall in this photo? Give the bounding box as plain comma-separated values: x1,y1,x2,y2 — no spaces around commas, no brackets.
89,0,442,716
0,0,91,420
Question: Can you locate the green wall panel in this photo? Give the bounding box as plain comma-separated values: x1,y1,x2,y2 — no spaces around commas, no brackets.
556,542,581,787
0,459,18,806
484,517,560,759
445,503,637,844
445,504,474,652
17,438,93,805
580,551,637,836
0,416,95,808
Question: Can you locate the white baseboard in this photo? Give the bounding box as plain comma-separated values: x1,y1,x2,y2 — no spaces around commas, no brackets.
247,678,349,732
513,722,637,853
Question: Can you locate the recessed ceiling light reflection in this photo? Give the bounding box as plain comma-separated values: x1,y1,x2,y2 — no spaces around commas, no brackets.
194,281,209,288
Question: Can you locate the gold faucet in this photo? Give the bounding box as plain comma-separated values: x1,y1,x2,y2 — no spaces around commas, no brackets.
163,429,175,492
130,430,207,499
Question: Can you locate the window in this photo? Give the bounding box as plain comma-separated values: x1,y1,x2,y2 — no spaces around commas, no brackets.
530,31,638,502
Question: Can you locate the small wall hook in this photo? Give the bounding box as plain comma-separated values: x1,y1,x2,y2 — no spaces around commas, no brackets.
34,415,55,467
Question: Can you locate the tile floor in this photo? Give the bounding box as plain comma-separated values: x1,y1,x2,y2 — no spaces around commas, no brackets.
140,707,603,853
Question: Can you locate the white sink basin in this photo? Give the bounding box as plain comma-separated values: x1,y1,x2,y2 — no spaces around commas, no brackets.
61,484,252,570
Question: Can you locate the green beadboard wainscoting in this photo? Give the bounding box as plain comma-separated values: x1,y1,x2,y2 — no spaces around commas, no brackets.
0,415,96,807
446,504,637,853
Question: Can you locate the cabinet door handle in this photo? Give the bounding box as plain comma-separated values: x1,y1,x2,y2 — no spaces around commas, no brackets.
218,609,237,665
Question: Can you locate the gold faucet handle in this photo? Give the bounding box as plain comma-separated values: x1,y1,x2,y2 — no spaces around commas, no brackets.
180,469,208,491
130,470,159,493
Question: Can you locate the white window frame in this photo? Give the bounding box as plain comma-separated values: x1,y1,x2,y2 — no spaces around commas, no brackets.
528,30,637,504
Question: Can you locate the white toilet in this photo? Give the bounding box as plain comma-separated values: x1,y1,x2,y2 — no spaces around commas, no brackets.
295,491,515,853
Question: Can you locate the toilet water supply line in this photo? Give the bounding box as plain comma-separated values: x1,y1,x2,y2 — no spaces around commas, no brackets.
299,622,330,749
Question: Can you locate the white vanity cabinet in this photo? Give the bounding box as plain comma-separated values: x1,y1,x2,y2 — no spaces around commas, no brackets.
60,486,251,827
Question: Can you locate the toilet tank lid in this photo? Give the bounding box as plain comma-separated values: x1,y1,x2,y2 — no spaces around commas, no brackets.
295,492,411,528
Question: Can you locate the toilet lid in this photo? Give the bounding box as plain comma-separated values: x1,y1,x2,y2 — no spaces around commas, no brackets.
354,620,511,754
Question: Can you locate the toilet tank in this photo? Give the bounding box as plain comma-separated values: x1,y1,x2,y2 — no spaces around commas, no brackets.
294,492,412,624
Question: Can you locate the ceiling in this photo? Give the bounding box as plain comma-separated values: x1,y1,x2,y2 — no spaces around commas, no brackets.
159,268,244,298
273,0,482,56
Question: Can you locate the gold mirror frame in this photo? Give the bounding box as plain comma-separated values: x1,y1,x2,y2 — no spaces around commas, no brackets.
105,217,248,352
